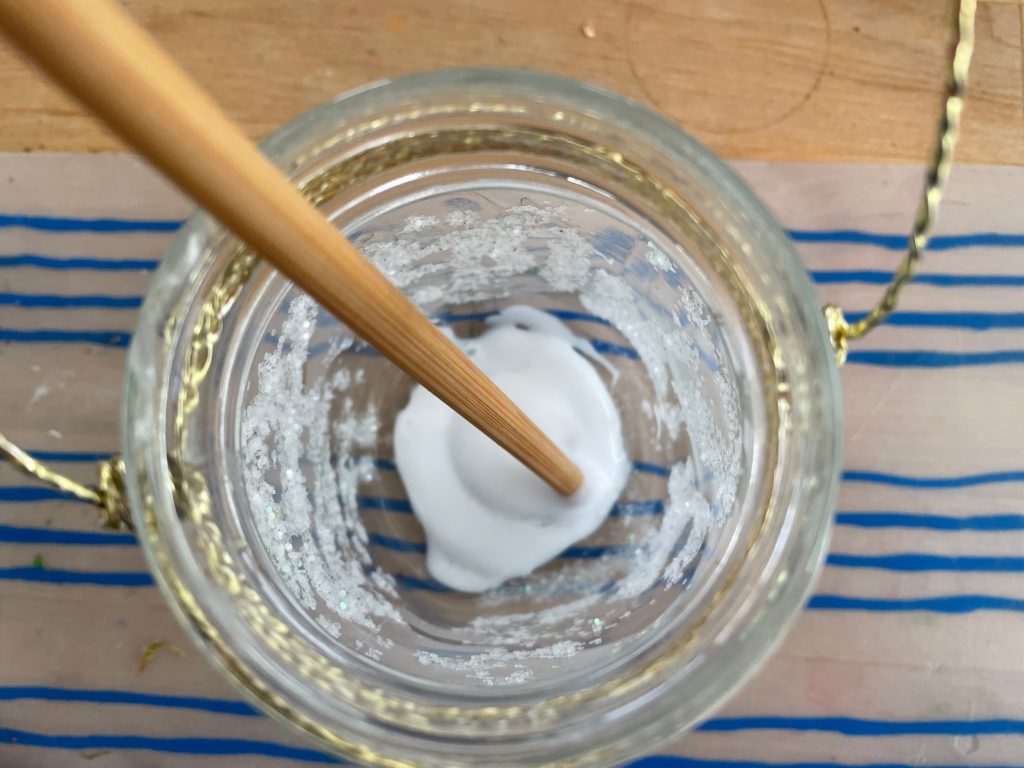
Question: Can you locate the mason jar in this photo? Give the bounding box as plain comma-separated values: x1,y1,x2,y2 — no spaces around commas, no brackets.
121,68,842,767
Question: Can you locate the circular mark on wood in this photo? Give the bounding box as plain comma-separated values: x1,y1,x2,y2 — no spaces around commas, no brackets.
626,0,829,135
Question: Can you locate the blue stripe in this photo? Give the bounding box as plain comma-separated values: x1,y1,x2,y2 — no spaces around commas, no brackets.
2,260,1020,290
0,329,130,347
436,309,611,326
358,495,664,518
561,544,626,558
1,450,113,462
2,308,1023,366
612,499,665,516
357,495,413,513
0,213,181,233
435,310,496,323
843,469,1024,488
788,229,1024,251
7,561,1024,611
370,531,1024,570
591,339,640,358
5,215,1020,246
546,309,612,325
0,686,259,717
847,349,1024,367
0,567,154,586
1,485,662,517
0,254,159,271
4,467,1020,502
372,457,670,477
808,594,1024,613
8,263,1020,290
8,332,1020,369
836,511,1024,531
0,292,141,309
0,727,339,763
3,724,1021,766
9,685,1024,741
393,573,452,592
4,328,1022,368
439,308,615,326
698,714,1024,736
827,552,1024,573
367,533,425,554
810,269,1024,287
369,532,622,560
24,517,1024,568
435,308,615,325
0,725,1019,766
0,487,91,502
3,209,1022,248
845,310,1024,330
7,290,1024,330
17,505,1017,568
633,461,671,477
0,525,135,545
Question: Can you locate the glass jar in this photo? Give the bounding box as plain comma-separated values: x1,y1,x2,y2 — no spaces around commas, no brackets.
123,68,842,767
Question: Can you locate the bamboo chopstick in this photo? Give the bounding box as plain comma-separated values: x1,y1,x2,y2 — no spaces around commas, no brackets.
0,0,583,496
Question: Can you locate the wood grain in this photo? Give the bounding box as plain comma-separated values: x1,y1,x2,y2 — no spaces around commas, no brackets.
0,0,1019,163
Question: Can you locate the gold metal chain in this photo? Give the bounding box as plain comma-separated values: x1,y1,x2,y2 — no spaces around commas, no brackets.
826,0,976,364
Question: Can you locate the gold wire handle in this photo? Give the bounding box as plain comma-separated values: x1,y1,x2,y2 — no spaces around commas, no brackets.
0,430,131,530
0,0,978,520
826,0,977,364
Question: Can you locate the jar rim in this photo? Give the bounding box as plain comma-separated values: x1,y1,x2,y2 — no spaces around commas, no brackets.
123,67,842,768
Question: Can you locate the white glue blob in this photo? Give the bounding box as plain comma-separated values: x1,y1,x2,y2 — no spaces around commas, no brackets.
394,306,631,592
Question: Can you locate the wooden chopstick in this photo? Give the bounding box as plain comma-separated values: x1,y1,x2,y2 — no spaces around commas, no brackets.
0,0,583,496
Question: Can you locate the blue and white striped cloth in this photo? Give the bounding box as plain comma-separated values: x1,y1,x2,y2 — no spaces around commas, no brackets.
1,154,1022,767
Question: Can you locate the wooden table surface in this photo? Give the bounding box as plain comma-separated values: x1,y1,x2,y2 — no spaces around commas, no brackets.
0,0,1021,164
3,2,1024,768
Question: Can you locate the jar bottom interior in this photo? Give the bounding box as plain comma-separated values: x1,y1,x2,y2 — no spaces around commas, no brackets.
218,175,746,693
